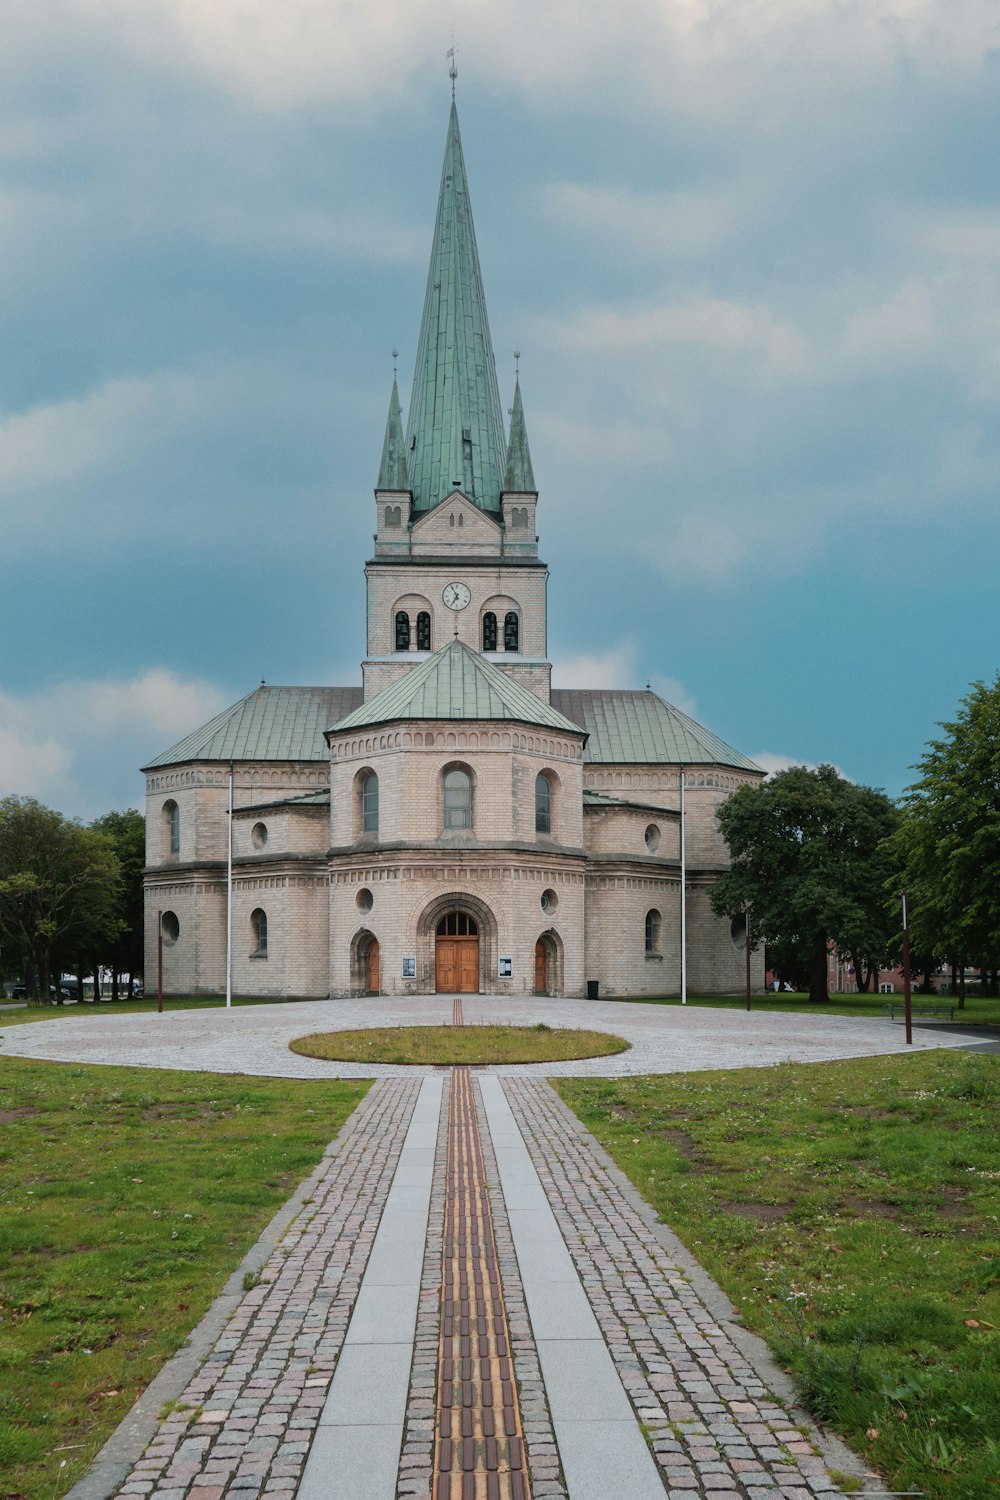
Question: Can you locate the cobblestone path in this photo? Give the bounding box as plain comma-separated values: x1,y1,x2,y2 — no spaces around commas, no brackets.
96,1072,855,1500
113,1079,421,1500
502,1079,838,1500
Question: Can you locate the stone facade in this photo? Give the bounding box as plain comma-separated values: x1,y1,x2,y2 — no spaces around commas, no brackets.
142,97,765,1003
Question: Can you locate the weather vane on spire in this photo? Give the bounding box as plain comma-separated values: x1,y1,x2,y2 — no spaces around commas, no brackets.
514,348,521,377
447,41,458,97
392,347,398,377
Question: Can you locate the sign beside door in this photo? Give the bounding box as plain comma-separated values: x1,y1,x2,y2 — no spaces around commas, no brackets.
498,956,512,978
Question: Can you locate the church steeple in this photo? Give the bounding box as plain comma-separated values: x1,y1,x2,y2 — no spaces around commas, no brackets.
376,376,408,490
405,101,507,516
503,376,536,493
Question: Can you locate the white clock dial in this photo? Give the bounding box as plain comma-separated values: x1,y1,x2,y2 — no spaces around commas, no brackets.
442,582,471,610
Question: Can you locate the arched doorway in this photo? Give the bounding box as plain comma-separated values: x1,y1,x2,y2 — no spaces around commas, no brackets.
534,930,563,997
435,912,479,993
353,933,379,995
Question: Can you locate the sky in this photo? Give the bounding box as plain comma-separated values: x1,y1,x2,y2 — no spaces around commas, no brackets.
2,0,1000,820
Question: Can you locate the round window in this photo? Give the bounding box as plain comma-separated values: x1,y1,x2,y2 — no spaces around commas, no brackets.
540,888,558,913
252,822,269,849
644,823,660,852
161,911,180,945
357,888,374,912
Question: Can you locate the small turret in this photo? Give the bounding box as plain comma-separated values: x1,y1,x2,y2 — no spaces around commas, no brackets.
503,376,536,493
376,376,408,490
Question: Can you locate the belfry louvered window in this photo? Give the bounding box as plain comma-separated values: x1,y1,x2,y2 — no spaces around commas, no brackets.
395,611,410,650
416,611,431,650
482,612,497,651
504,611,519,652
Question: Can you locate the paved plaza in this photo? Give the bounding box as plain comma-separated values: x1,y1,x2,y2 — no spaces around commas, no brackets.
25,999,972,1500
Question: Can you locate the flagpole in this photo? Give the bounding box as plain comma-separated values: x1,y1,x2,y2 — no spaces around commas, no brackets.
226,764,233,1010
679,766,687,1006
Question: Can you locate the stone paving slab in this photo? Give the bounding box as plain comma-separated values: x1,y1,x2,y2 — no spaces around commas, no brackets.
0,994,974,1081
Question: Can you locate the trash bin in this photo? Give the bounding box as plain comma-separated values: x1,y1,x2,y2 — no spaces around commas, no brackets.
586,980,599,1000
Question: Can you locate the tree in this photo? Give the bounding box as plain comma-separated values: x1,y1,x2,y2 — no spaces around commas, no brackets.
0,797,121,1003
91,809,146,998
893,675,1000,995
710,765,901,1002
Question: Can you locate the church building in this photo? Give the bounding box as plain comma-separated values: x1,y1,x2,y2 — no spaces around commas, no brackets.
143,99,764,1001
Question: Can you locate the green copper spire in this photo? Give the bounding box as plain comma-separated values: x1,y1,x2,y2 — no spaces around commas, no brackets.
503,376,535,492
405,102,507,514
376,376,408,489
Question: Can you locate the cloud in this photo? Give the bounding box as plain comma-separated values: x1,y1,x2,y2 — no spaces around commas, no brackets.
544,296,806,375
28,0,998,113
546,182,746,261
0,670,229,817
552,644,637,690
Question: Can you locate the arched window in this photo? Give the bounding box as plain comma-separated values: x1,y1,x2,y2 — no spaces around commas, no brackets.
163,800,180,857
511,506,528,528
416,611,431,651
395,611,410,651
161,910,179,945
251,908,268,956
482,612,498,651
384,505,401,528
645,909,662,954
436,912,478,936
535,773,552,835
504,611,519,651
444,768,472,829
362,772,379,834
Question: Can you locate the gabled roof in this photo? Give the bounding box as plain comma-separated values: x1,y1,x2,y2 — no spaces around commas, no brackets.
330,640,583,735
141,686,362,769
551,689,761,772
405,101,507,516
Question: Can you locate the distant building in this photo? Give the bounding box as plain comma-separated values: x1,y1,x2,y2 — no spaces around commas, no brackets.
142,99,764,1000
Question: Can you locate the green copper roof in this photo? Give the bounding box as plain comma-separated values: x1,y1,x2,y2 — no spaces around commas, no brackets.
503,377,535,492
142,686,362,769
405,102,507,516
376,377,408,489
550,689,762,771
330,641,582,734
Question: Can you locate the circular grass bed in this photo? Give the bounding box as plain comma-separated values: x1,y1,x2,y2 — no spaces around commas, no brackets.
289,1023,630,1066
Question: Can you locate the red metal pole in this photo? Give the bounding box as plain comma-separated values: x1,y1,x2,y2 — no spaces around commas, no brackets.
902,891,912,1046
745,911,752,1011
157,908,164,1014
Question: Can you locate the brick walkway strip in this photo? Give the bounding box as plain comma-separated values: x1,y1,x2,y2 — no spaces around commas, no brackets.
433,1067,532,1500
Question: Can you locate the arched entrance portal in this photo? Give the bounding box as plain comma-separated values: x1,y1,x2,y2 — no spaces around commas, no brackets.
435,912,479,993
353,932,380,995
534,930,563,997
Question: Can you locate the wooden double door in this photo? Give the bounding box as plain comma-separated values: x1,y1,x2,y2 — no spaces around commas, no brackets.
435,912,479,993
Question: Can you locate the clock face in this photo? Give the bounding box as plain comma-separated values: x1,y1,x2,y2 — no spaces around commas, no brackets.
442,582,471,610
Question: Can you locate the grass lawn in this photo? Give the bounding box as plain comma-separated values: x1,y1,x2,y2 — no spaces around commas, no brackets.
290,1023,629,1066
557,1050,1000,1500
0,1057,369,1500
0,996,333,1030
612,991,1000,1025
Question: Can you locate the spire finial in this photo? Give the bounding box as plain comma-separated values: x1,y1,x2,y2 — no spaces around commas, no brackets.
392,347,398,377
447,41,458,98
514,348,521,378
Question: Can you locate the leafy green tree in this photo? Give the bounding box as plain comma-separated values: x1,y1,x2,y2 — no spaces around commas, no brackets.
710,765,901,1002
91,808,145,999
893,675,1000,995
0,797,121,1003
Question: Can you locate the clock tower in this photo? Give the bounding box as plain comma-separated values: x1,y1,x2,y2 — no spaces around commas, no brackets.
361,102,551,705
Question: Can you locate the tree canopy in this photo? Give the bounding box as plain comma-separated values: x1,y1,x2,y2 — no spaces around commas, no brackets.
710,764,901,1001
893,675,1000,983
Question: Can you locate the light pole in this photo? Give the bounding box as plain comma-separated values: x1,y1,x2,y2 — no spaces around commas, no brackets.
902,891,913,1046
679,767,687,1005
226,765,234,1010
